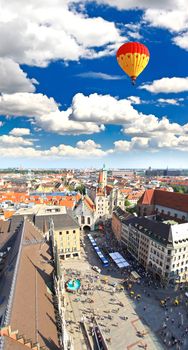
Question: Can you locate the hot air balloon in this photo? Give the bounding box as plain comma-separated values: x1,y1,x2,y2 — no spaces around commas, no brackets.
116,42,150,85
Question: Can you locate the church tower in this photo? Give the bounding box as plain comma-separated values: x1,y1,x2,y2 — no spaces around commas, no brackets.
98,164,107,189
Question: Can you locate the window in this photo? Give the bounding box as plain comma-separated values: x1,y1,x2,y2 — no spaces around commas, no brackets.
66,231,69,234
184,247,186,251
179,248,182,252
182,215,185,220
181,261,184,265
59,232,62,235
166,265,169,269
172,264,175,268
73,230,76,233
168,250,171,255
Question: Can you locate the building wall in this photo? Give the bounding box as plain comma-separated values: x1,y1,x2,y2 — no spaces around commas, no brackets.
111,212,122,241
54,226,80,259
155,205,188,221
138,203,155,216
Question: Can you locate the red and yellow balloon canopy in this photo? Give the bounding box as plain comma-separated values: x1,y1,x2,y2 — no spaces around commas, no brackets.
116,42,150,84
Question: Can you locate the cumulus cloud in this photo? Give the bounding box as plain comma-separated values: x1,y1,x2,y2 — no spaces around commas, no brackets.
0,92,58,117
93,0,175,10
114,134,188,153
173,31,188,51
140,77,188,93
123,115,184,137
70,93,139,124
0,139,111,158
92,0,188,51
0,134,33,146
0,1,124,67
0,58,37,94
36,109,105,135
9,128,31,136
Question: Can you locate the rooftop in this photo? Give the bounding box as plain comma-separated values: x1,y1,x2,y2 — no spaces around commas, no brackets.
138,189,188,213
0,219,59,350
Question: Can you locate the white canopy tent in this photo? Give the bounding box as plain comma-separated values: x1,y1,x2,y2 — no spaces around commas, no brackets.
109,252,129,268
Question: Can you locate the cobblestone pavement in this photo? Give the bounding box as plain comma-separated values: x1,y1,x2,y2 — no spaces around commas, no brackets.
62,231,164,350
92,228,188,350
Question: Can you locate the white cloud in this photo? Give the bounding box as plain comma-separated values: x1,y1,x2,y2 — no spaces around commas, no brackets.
93,0,175,10
173,31,188,51
0,134,33,146
9,128,31,136
140,77,188,93
123,115,183,137
0,139,111,159
0,58,37,94
127,96,141,104
143,7,188,32
0,92,58,117
114,134,188,153
157,98,184,106
76,139,101,150
0,1,124,67
92,0,188,51
124,23,142,40
70,93,139,124
114,140,131,152
36,109,105,135
76,71,125,80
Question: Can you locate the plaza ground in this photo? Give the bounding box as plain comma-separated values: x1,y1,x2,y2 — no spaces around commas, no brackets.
61,231,165,350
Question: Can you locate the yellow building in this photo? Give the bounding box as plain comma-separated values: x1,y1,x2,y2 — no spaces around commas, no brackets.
51,213,81,260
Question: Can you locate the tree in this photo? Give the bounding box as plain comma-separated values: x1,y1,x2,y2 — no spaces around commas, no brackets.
124,199,131,207
76,184,86,195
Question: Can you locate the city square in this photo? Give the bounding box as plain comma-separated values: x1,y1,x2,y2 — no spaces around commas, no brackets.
60,229,188,350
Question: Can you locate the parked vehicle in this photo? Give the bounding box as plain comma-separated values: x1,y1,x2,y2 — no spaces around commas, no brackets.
92,266,101,273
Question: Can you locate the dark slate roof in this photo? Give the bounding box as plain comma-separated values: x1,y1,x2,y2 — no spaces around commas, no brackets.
0,221,11,249
113,206,134,223
35,213,79,231
53,213,80,230
124,216,171,246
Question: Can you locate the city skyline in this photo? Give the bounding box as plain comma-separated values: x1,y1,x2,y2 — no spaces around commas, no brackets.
0,1,188,168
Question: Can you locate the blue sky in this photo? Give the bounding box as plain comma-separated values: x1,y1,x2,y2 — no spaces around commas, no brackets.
0,0,188,168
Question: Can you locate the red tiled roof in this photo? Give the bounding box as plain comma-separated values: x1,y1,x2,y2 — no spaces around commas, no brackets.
138,189,155,205
138,189,188,213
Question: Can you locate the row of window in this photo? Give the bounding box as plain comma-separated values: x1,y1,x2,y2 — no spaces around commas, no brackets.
173,254,187,261
150,256,163,266
59,230,76,235
61,247,77,253
172,261,188,268
174,247,187,253
155,208,186,220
